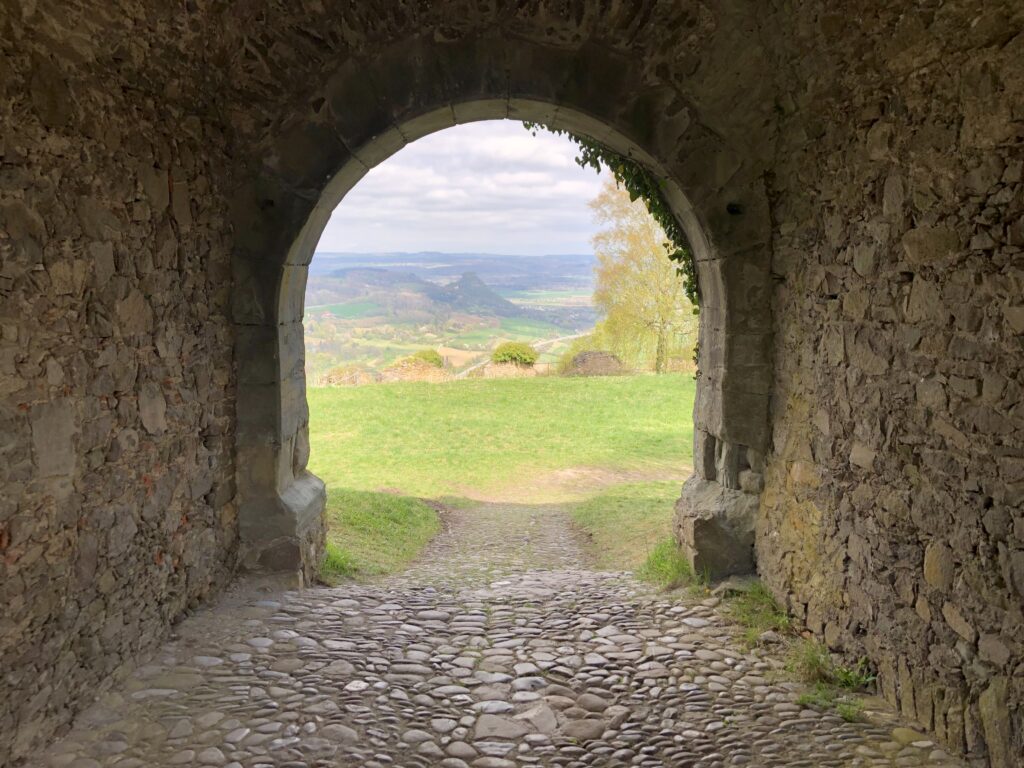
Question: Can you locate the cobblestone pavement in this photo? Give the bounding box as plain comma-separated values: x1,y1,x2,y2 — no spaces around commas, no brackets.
40,503,967,768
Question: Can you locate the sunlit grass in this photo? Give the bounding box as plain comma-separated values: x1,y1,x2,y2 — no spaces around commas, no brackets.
308,374,695,498
569,481,683,569
319,489,441,582
636,537,696,589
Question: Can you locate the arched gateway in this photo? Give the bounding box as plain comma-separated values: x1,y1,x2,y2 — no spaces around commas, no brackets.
1,2,1020,764
230,36,773,585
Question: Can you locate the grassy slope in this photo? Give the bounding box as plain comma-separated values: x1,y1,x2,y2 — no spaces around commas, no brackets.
308,373,695,498
449,316,565,348
569,481,681,570
321,489,440,580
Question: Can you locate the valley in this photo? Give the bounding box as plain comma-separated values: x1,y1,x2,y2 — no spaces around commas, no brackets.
304,251,598,382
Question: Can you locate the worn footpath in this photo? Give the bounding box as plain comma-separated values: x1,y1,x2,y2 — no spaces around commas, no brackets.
39,503,967,768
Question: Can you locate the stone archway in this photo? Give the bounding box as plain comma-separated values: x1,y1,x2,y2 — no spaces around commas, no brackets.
229,36,774,583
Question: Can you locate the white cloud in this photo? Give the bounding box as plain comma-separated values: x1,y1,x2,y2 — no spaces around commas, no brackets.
315,120,605,256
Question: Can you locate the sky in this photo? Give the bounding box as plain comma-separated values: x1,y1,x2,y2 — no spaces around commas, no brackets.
315,120,606,256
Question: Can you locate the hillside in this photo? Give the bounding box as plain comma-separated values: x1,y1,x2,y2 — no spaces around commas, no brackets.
317,268,525,318
304,251,599,381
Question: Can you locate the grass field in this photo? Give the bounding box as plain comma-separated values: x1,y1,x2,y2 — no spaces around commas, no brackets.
569,481,682,570
308,373,694,498
307,299,381,318
320,489,440,581
449,316,566,348
309,373,695,581
500,288,594,307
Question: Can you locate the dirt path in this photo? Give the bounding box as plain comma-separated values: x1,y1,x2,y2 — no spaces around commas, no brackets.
39,502,964,768
459,464,688,504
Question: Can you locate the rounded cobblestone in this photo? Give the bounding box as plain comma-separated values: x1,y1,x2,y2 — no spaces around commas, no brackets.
41,503,965,767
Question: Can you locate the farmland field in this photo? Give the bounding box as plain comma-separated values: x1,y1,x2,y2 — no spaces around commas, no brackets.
306,299,382,318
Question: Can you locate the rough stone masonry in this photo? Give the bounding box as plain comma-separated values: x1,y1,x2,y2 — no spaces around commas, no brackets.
0,1,1021,766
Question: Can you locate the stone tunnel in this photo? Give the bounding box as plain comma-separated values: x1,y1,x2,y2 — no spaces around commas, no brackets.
0,1,1022,765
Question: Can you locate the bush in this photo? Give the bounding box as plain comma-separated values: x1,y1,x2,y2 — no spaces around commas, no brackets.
491,341,539,366
410,348,444,368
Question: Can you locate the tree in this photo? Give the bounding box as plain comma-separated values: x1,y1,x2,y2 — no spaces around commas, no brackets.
590,177,697,373
491,342,539,367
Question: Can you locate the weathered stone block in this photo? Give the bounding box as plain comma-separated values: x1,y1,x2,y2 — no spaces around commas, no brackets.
923,541,955,590
30,399,77,478
978,678,1012,768
674,476,757,580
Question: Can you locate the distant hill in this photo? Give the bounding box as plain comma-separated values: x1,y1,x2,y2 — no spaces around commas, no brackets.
311,251,596,292
428,272,521,317
322,268,523,318
303,252,599,381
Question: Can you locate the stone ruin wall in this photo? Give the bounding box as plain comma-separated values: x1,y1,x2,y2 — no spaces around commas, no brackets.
1,0,1022,765
0,5,239,761
757,5,1024,764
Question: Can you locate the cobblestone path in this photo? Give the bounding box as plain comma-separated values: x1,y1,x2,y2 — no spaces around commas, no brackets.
41,503,967,768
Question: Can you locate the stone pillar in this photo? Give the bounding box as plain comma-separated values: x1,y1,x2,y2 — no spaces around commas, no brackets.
232,184,328,585
673,179,772,580
234,319,326,585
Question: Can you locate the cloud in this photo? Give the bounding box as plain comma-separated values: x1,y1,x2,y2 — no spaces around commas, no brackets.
315,120,605,256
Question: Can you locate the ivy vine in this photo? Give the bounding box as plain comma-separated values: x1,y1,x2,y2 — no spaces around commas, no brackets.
523,121,699,311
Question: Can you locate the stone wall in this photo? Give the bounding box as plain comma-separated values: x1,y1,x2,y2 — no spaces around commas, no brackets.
0,4,239,762
757,4,1024,765
1,1,1022,765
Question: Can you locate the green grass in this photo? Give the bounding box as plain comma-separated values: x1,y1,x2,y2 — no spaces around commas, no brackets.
500,288,591,301
570,481,682,570
721,581,792,647
787,639,834,684
636,537,695,589
796,683,866,722
449,317,566,348
308,374,695,498
308,299,381,319
786,639,876,722
319,489,441,581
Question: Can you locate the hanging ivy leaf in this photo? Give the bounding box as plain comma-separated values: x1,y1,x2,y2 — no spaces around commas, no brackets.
524,121,699,311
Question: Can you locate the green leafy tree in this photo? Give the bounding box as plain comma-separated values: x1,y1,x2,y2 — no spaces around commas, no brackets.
524,121,698,309
590,177,697,373
492,342,539,367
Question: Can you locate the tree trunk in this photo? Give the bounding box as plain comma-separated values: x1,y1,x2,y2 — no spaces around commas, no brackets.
654,328,667,373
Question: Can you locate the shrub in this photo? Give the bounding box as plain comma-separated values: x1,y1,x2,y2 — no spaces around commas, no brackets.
491,341,539,367
410,348,444,368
